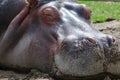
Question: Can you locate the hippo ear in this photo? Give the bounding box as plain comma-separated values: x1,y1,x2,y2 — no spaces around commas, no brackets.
39,6,60,25
82,6,92,20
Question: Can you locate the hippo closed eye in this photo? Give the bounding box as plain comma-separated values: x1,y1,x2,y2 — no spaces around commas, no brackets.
0,0,120,80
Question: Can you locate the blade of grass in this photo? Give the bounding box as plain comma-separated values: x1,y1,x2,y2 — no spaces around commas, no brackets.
77,1,120,22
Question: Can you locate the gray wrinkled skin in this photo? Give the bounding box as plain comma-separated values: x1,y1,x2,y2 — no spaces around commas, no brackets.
0,0,120,80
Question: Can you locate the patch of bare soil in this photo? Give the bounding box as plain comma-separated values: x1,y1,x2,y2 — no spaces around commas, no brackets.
0,69,51,80
0,20,120,80
93,20,120,40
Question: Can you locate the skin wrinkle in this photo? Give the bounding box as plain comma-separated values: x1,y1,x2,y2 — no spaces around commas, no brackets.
0,6,30,55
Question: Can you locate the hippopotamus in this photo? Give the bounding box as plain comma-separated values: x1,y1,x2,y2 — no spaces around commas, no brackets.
0,0,120,80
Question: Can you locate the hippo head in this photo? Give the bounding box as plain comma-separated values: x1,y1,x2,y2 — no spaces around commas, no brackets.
0,0,120,80
27,1,119,79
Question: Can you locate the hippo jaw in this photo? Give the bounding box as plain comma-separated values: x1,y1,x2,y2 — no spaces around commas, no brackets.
39,1,120,79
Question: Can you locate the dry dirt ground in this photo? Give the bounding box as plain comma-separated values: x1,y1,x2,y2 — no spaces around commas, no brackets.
0,20,120,80
93,20,120,39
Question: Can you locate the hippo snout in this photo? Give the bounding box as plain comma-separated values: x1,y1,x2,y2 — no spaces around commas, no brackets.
54,33,119,79
60,37,98,59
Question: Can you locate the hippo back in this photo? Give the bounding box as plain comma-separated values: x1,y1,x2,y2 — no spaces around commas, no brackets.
0,0,25,26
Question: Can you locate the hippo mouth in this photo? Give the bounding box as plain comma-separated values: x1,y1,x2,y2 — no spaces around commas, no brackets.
53,35,120,80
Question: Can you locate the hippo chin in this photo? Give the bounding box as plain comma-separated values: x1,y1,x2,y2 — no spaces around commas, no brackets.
0,0,120,80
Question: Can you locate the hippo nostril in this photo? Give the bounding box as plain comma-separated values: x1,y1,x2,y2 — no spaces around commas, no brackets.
85,37,97,45
112,37,116,44
107,36,116,46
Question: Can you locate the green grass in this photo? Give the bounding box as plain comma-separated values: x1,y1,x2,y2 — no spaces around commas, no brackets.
77,1,120,22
